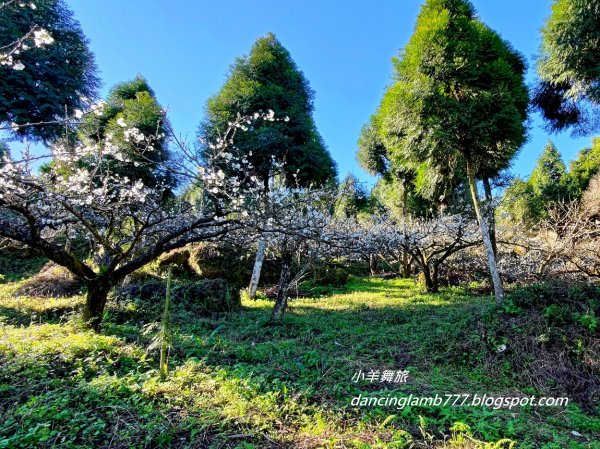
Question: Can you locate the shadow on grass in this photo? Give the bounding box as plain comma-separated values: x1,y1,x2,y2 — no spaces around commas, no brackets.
2,277,598,447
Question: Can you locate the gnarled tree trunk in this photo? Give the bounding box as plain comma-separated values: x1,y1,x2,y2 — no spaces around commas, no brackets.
401,250,411,278
82,280,112,331
421,263,439,293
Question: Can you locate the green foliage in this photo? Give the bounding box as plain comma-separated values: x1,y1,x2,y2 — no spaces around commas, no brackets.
375,0,528,183
361,0,528,226
190,242,253,288
78,75,176,194
533,0,600,133
113,278,241,324
0,0,99,142
567,137,600,197
506,281,600,312
1,277,599,447
199,33,336,189
529,142,568,200
334,174,370,218
504,142,571,223
0,251,47,282
501,178,543,225
503,139,600,224
357,117,388,177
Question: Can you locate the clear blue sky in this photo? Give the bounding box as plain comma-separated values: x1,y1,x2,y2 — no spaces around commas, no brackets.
65,0,593,186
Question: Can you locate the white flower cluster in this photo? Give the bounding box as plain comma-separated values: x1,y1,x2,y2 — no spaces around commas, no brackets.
197,111,293,209
123,126,145,144
0,159,28,199
74,101,105,119
0,9,55,71
33,29,53,47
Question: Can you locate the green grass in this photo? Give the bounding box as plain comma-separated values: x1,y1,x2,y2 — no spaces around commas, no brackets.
0,277,598,448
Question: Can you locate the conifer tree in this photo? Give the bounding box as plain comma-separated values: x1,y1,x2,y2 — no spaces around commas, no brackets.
0,0,99,141
533,0,600,133
199,33,336,190
363,0,529,302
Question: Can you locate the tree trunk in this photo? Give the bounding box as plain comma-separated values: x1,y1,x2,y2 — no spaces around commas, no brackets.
271,259,291,321
400,183,411,278
482,177,498,258
82,280,112,331
466,161,504,303
422,265,439,293
369,254,377,276
401,250,411,278
248,238,267,299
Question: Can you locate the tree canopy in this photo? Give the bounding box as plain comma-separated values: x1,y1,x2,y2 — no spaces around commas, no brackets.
78,76,176,195
360,0,529,302
533,0,600,133
0,0,99,142
334,173,370,218
503,138,600,225
503,142,571,224
199,33,336,190
567,137,600,196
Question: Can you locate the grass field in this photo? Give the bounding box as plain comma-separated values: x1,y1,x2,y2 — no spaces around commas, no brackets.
0,276,598,448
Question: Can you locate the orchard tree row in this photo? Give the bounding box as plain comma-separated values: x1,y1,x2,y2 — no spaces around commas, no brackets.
0,0,599,330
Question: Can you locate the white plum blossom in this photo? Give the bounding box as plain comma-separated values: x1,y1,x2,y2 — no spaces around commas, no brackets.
123,126,145,144
33,29,54,47
0,17,54,70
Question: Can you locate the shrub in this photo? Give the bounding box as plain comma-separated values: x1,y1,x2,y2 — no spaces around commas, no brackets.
111,278,240,323
15,262,83,298
489,280,600,408
189,242,253,287
508,281,600,311
157,248,197,279
311,264,349,287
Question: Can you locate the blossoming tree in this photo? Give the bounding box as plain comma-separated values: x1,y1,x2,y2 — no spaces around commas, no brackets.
0,110,278,329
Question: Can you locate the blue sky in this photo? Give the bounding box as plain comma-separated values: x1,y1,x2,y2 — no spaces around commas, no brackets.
63,0,593,186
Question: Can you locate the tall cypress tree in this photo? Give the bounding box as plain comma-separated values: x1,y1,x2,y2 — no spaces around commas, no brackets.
199,33,336,190
78,76,176,195
567,137,600,197
365,0,529,302
529,142,568,203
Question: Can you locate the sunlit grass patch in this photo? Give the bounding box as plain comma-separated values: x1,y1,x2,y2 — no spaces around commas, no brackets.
0,276,598,448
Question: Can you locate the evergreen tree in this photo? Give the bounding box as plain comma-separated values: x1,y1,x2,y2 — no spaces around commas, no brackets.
0,141,9,169
199,33,336,190
502,142,571,224
533,0,600,133
502,178,543,226
357,116,451,218
0,0,99,142
334,174,369,218
78,76,176,195
567,137,600,196
366,0,529,302
529,141,569,203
